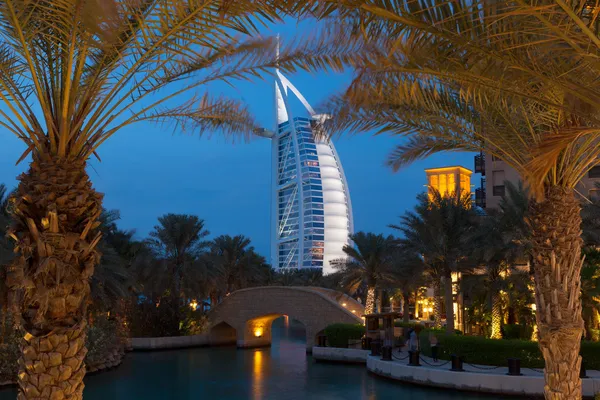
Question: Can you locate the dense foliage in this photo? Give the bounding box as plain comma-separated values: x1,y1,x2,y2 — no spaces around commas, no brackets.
501,324,534,341
324,323,366,348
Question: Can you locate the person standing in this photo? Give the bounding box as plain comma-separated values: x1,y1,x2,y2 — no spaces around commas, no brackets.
409,327,420,352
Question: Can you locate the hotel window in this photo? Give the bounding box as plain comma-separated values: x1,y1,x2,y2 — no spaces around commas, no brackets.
459,173,470,195
492,170,505,186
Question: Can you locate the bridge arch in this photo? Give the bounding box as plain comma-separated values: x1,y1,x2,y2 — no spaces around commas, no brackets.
208,286,364,351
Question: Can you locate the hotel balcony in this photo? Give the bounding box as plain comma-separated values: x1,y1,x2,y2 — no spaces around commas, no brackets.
474,153,485,175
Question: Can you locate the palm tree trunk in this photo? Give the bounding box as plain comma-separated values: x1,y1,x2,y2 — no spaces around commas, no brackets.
444,269,455,334
529,186,584,400
7,158,103,400
365,286,376,314
403,292,410,323
378,289,384,313
490,293,502,339
433,280,442,329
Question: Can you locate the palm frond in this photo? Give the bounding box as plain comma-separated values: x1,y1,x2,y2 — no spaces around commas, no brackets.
308,0,600,197
0,0,362,162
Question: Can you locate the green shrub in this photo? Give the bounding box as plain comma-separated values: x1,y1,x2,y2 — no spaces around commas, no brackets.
440,335,544,367
180,309,209,336
426,335,600,370
501,324,533,340
581,341,600,370
394,321,418,328
417,328,460,356
324,323,365,348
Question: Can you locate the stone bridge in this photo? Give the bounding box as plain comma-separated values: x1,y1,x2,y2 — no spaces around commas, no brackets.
207,286,364,351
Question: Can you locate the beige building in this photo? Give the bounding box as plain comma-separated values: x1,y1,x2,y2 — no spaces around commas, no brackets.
425,166,473,199
475,152,600,209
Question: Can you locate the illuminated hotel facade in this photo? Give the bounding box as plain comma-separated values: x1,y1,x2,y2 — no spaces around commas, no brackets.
425,166,473,199
259,70,354,275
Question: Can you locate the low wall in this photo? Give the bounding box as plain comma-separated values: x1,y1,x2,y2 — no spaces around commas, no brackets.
130,334,210,350
312,347,369,363
367,356,600,397
86,346,125,374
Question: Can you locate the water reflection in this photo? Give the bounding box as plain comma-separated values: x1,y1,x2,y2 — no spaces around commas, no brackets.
0,317,507,400
252,349,264,400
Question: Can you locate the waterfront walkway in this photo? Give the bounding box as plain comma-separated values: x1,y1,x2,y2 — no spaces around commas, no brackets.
313,345,600,397
367,350,600,397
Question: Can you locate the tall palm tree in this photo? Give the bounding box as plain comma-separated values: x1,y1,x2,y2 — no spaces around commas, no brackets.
301,1,600,396
89,243,130,314
471,184,529,339
332,232,395,314
147,213,209,299
210,234,264,294
0,2,357,398
388,247,425,324
141,214,210,336
393,191,478,334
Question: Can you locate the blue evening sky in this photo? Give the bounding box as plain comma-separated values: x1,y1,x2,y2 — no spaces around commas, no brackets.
0,18,477,259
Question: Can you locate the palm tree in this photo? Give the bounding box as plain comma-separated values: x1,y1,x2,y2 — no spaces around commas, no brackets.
137,214,210,336
301,1,600,396
210,234,265,294
471,187,529,339
0,2,358,397
89,243,130,314
332,232,395,314
147,214,209,299
388,247,425,324
393,191,478,334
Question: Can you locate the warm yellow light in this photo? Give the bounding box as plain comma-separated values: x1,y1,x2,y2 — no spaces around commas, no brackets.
342,303,347,307
189,300,198,310
351,310,356,313
531,303,536,312
254,328,263,338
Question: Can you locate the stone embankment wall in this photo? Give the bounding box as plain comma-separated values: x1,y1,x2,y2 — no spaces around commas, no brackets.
86,343,126,374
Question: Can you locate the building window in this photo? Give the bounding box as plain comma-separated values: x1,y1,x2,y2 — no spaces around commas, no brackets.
492,170,505,186
589,166,600,178
493,185,505,197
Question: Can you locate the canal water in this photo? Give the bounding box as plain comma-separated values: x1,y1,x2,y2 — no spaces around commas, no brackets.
0,317,503,399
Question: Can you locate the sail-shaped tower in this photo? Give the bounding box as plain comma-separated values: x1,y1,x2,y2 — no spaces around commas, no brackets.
260,70,354,275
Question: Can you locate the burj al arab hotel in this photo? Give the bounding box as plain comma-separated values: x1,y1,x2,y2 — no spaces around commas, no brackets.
258,69,354,275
